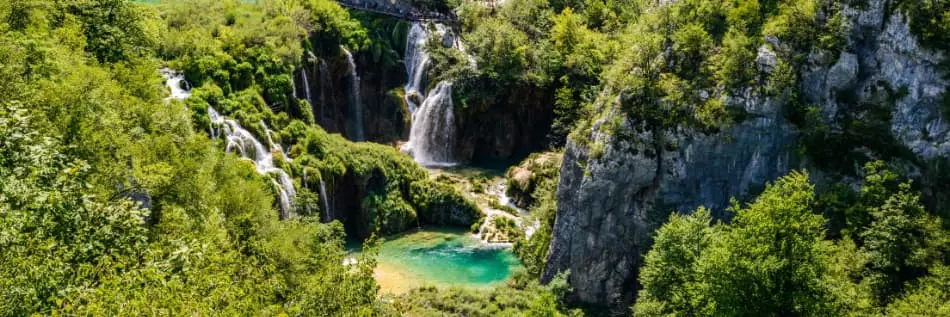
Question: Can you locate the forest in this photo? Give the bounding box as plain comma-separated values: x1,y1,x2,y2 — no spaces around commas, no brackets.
1,0,949,316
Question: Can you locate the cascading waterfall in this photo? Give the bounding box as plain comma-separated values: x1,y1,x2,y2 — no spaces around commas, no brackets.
404,22,431,113
319,179,332,222
405,82,457,166
401,24,466,167
341,46,365,141
208,107,297,219
162,69,296,220
161,68,192,101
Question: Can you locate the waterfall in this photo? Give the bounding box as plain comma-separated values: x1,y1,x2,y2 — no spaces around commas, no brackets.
399,24,471,167
306,51,318,123
162,69,296,219
341,46,365,141
208,106,297,219
405,82,457,166
319,58,329,120
404,22,431,113
319,179,332,222
302,68,312,105
160,68,191,101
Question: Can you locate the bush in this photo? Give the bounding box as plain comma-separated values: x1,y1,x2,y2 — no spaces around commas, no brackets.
410,179,482,227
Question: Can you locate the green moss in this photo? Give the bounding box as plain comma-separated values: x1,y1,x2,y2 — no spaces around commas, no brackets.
410,179,482,227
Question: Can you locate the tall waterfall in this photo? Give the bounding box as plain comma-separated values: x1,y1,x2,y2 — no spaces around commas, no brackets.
208,107,297,219
404,22,430,113
301,67,312,105
307,51,319,123
319,179,332,222
342,47,365,141
405,82,457,166
318,58,329,120
401,24,463,167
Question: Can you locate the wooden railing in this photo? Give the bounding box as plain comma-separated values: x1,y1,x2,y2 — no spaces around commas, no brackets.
336,0,458,22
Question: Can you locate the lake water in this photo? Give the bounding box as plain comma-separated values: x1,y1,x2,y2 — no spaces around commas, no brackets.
349,227,522,294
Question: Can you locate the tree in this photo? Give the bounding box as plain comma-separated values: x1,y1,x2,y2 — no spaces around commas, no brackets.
56,0,157,63
634,208,716,316
635,172,861,316
860,181,949,304
885,265,950,316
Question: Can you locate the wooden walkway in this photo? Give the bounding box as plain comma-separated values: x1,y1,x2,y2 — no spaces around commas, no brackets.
336,0,458,22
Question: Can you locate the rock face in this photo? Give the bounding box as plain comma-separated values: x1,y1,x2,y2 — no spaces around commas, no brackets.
455,84,554,162
542,108,665,308
543,2,948,311
658,88,798,215
800,8,950,159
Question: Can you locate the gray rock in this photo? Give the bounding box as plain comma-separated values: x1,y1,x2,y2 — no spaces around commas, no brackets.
660,92,798,214
826,52,859,91
756,45,778,73
543,107,661,309
874,13,950,159
543,2,950,311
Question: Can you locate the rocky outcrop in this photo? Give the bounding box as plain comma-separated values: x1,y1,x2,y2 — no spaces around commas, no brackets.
541,107,664,308
542,1,948,311
505,152,562,208
820,10,949,159
543,87,798,309
658,88,798,215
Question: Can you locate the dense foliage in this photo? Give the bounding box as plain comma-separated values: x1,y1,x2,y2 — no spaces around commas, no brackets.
0,0,481,315
3,0,950,315
0,1,388,314
509,152,563,277
393,271,581,316
634,165,950,316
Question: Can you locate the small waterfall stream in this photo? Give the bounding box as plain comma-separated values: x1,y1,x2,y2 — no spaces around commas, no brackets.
306,51,318,123
161,68,191,101
319,179,332,222
302,67,312,105
342,47,365,141
209,108,297,219
404,22,431,113
162,68,297,219
319,58,329,120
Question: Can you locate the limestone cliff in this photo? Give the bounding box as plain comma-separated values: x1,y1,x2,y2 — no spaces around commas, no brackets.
542,0,948,310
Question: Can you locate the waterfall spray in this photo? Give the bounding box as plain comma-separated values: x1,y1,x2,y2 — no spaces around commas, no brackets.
404,22,431,113
405,82,457,166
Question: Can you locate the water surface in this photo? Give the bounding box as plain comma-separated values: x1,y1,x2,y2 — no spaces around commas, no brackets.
349,227,522,294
